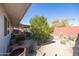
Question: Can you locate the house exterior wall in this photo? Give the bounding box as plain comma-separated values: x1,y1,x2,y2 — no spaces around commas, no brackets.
0,4,12,55
0,4,12,27
0,4,30,55
0,33,11,55
0,16,4,38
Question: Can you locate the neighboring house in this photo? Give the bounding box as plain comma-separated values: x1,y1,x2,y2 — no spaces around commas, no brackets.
19,24,30,32
0,3,31,55
53,26,79,38
19,24,30,29
12,24,30,34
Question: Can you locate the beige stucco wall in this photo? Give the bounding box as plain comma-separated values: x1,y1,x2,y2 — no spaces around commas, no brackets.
0,16,4,38
0,3,30,55
0,16,12,38
0,4,12,27
0,4,12,55
0,4,13,35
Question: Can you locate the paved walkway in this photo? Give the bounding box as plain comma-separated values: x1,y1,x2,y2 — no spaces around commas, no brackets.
36,39,74,56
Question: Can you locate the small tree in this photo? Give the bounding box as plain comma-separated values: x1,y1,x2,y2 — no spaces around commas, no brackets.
30,16,51,45
51,19,69,32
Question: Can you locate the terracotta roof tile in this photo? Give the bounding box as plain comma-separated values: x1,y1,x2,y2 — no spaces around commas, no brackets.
53,26,79,37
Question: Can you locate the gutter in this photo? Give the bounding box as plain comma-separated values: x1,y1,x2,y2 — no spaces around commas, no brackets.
16,3,32,27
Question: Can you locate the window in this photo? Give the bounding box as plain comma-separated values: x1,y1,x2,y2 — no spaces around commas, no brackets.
4,16,7,36
8,21,10,34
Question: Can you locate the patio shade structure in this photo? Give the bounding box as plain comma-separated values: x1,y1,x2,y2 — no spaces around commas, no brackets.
2,3,31,27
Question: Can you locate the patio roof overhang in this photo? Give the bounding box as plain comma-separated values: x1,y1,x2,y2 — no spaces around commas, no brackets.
2,3,31,27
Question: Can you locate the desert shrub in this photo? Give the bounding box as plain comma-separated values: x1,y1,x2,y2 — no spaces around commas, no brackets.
60,35,69,44
68,36,76,41
60,38,67,44
60,35,76,44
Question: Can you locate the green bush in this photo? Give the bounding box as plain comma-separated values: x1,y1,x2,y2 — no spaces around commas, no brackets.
60,35,76,45
30,16,51,45
60,36,69,44
15,35,25,43
68,36,76,41
60,39,67,44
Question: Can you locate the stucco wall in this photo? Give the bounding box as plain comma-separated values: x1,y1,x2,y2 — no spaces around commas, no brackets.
0,33,11,55
0,4,12,27
0,16,4,38
0,4,12,55
0,4,12,38
0,16,11,55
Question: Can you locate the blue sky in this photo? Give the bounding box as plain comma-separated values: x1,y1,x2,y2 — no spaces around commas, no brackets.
20,3,79,26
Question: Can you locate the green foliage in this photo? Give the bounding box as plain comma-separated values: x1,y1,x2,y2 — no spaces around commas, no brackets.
23,25,31,33
15,35,25,43
60,35,76,45
60,36,68,45
51,19,69,32
30,16,51,45
62,19,69,26
68,36,76,41
52,19,69,27
60,39,66,45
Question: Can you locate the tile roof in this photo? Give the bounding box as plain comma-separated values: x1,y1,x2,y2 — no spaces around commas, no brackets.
53,26,79,37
